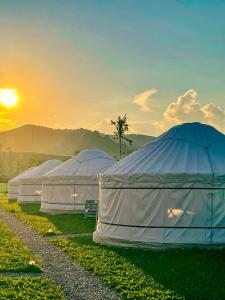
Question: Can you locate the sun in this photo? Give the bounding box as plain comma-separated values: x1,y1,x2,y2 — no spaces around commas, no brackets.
0,89,18,107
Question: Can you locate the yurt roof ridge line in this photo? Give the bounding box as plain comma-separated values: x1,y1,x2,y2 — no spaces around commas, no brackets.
205,137,225,149
75,156,116,164
205,146,215,187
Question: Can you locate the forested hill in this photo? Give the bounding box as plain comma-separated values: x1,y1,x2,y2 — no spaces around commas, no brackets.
0,152,68,181
0,125,156,157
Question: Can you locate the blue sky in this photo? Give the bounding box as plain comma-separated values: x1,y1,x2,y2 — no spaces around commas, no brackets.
0,0,225,135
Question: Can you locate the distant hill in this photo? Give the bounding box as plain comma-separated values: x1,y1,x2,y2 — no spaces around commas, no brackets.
0,152,69,181
0,125,156,158
125,134,156,149
110,134,156,155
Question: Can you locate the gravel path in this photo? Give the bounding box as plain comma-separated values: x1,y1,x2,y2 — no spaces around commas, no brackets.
0,207,120,300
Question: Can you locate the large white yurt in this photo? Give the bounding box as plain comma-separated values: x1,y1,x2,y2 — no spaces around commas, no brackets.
18,160,62,203
41,149,117,213
94,122,225,249
8,167,35,200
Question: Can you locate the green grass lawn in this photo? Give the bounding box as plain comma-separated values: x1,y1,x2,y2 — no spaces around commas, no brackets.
0,219,41,273
0,196,95,236
0,190,65,299
2,190,225,300
0,277,65,299
54,236,225,300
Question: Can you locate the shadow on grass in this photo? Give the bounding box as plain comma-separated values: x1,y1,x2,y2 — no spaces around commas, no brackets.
69,236,225,300
111,245,225,300
0,264,42,274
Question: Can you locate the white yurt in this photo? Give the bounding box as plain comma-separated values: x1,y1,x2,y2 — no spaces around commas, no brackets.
18,160,62,203
94,122,225,249
41,149,117,213
8,167,35,200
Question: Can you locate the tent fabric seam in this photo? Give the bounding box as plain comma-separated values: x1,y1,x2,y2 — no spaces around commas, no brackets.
99,222,225,229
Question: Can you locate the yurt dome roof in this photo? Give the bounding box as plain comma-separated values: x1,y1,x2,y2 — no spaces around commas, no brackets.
8,167,35,183
21,160,62,180
102,122,225,177
44,149,117,177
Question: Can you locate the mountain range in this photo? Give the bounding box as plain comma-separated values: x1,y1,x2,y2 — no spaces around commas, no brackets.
0,125,156,180
0,125,155,157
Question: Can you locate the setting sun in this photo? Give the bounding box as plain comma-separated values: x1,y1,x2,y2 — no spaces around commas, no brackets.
0,89,18,107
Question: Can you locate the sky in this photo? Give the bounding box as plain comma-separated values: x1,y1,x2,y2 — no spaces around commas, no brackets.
0,0,225,136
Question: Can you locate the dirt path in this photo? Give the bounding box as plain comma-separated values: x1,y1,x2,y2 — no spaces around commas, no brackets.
0,207,120,300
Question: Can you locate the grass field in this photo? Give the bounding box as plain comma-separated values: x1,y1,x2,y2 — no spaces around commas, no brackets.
2,188,225,300
54,236,225,300
0,183,7,194
0,219,41,273
0,196,95,236
0,277,65,299
0,190,65,298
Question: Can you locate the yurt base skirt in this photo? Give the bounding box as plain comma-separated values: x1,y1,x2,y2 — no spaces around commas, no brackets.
8,193,18,200
8,185,18,200
93,222,225,249
40,202,85,214
17,195,41,203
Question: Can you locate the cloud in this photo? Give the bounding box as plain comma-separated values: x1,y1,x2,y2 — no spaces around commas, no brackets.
164,89,204,123
0,112,18,131
133,89,157,112
202,103,225,129
96,89,225,137
163,89,225,131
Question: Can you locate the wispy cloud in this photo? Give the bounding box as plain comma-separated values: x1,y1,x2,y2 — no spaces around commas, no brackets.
133,89,157,112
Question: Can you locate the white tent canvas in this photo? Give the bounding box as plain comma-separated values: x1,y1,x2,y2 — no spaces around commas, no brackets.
18,160,62,203
41,149,117,213
8,167,35,200
94,122,225,249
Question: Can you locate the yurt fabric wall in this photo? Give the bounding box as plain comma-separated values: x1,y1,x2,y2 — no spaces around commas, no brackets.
8,167,35,200
18,160,62,203
41,149,117,213
94,123,225,249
